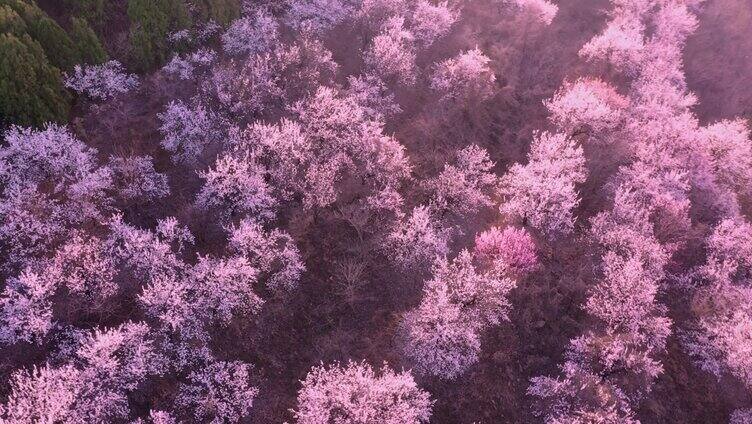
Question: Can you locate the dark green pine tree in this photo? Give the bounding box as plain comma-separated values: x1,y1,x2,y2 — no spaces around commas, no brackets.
0,4,26,35
0,0,81,70
127,0,191,71
70,17,108,65
193,0,241,27
0,33,69,128
64,0,106,27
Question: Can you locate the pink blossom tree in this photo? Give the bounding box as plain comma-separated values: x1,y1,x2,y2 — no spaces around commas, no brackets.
682,219,752,391
400,250,516,379
0,124,108,205
409,1,458,47
274,30,339,100
48,233,118,307
474,226,538,277
106,215,186,282
229,120,310,201
530,184,672,417
701,218,752,287
357,0,410,28
196,154,278,222
699,119,752,202
364,17,417,85
528,347,640,424
545,78,628,140
424,144,497,218
1,322,161,422
400,285,482,380
156,217,194,252
498,132,587,237
430,48,496,102
503,0,559,25
294,361,432,423
346,74,402,121
580,14,646,74
227,218,306,293
0,364,82,422
731,408,752,424
206,55,284,118
684,308,752,389
288,86,411,209
190,255,265,325
585,252,671,348
0,271,56,345
386,206,450,271
108,155,170,202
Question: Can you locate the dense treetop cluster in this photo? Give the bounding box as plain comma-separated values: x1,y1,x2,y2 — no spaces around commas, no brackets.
1,0,751,422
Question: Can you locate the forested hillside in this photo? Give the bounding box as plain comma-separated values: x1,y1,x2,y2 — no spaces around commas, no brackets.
1,0,752,422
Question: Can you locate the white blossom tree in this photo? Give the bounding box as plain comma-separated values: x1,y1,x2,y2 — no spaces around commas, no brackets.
64,61,139,100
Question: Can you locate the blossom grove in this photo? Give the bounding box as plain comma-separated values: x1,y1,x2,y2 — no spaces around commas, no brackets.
0,0,751,422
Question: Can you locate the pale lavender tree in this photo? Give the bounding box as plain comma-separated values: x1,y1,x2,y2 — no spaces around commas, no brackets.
158,100,227,165
163,48,217,80
222,10,279,56
106,215,186,281
108,155,170,202
0,125,113,268
64,60,139,100
0,271,56,345
176,360,258,423
285,0,354,32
